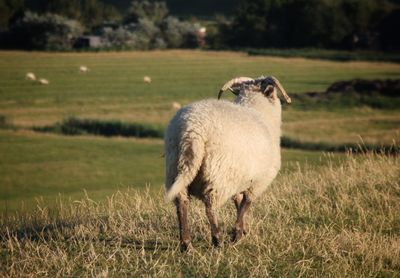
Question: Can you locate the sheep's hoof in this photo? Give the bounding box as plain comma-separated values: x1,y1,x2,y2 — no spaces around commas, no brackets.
180,241,193,252
232,229,246,243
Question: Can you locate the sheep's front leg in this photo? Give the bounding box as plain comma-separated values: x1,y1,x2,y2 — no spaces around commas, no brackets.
175,194,192,252
232,191,252,242
203,192,221,247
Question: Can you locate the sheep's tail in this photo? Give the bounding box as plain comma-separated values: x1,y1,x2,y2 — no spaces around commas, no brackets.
165,136,205,201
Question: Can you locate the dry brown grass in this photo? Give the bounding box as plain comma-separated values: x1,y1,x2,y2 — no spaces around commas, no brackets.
1,152,399,277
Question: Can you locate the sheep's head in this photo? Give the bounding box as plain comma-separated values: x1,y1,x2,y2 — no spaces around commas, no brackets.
218,76,291,104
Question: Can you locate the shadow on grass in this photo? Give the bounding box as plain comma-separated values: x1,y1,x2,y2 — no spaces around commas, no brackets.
0,216,169,251
0,217,87,241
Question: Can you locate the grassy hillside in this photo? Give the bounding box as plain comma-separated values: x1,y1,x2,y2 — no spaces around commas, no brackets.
1,153,399,276
1,50,399,127
0,50,399,212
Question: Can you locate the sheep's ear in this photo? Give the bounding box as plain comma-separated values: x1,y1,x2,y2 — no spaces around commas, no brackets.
263,84,276,99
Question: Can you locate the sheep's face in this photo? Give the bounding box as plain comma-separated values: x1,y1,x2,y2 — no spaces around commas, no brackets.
234,85,283,131
261,82,279,101
218,76,291,105
236,83,280,106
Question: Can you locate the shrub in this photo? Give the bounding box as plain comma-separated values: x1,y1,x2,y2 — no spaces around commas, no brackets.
34,117,165,138
101,25,137,49
100,16,200,50
100,19,161,50
5,11,83,50
161,16,200,48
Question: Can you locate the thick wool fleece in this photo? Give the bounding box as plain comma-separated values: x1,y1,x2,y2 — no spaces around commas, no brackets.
165,91,282,207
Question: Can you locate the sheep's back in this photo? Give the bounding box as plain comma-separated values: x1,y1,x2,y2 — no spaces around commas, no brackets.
166,99,281,205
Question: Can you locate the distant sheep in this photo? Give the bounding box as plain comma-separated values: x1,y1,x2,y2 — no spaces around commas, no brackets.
164,76,291,251
79,65,89,73
26,72,36,81
143,76,152,83
171,102,181,110
38,78,49,85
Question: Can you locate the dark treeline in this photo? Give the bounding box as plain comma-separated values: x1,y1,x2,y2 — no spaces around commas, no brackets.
101,0,241,17
216,0,400,51
0,0,399,51
1,0,120,31
0,0,203,50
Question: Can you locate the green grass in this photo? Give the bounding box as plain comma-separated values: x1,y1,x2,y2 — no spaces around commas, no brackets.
1,50,399,128
291,90,400,110
0,130,164,212
248,48,400,63
32,116,399,154
283,108,400,145
0,129,344,213
281,136,399,154
0,50,399,212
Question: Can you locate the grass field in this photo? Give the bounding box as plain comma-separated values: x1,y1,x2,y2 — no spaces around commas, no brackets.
0,129,343,212
1,50,399,127
0,50,399,275
0,50,399,211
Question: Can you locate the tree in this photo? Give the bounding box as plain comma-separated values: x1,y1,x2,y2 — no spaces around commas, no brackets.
161,16,199,48
81,0,121,28
228,0,271,47
6,11,83,50
379,8,400,50
224,0,395,49
0,0,24,31
45,0,81,20
124,0,168,25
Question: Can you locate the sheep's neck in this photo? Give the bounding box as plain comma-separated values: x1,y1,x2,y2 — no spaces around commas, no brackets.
255,101,282,144
237,93,282,144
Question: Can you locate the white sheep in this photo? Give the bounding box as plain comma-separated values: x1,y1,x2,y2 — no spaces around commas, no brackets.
171,101,182,110
143,76,152,83
164,76,291,251
26,72,36,81
38,78,49,85
79,65,89,73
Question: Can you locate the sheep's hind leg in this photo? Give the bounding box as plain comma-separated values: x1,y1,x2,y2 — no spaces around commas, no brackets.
232,191,252,243
175,193,192,252
203,191,221,247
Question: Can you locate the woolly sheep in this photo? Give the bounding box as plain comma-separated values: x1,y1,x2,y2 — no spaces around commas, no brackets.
79,65,89,73
164,76,291,251
171,101,182,110
143,76,152,83
38,78,49,85
26,72,36,81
